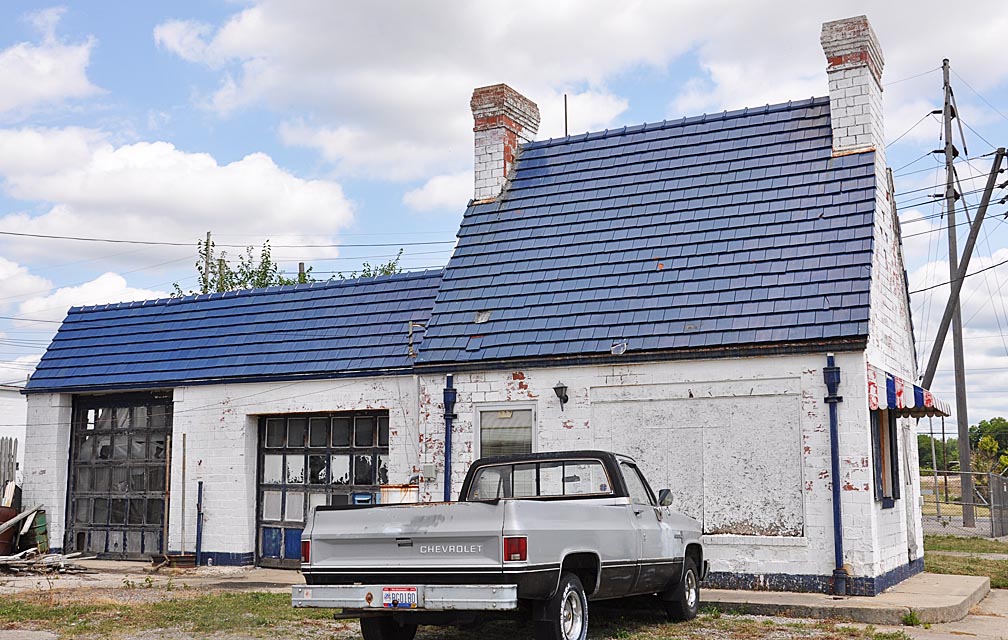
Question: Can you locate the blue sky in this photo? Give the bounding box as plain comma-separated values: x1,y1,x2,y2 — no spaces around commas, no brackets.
0,1,1007,435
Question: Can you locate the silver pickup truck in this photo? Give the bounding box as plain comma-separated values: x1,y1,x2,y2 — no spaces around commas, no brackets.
293,450,706,640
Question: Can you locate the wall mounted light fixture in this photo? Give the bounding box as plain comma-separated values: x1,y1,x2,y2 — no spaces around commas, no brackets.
553,382,569,410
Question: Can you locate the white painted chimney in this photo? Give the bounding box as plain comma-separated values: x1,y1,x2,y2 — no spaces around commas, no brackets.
470,83,540,202
820,16,885,156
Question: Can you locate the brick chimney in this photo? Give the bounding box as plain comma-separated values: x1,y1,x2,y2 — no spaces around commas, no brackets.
470,84,540,202
820,16,885,156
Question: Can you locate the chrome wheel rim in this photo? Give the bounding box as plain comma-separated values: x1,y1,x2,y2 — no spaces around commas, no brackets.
561,589,584,639
685,569,698,609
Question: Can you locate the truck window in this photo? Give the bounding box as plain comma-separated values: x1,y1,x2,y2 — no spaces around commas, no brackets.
620,462,655,506
467,459,612,500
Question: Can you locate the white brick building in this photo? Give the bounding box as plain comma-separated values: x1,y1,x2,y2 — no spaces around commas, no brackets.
21,15,946,594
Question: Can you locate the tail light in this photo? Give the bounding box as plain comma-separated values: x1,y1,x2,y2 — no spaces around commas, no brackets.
301,540,311,564
504,536,527,562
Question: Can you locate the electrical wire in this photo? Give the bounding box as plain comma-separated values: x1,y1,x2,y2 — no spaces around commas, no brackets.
0,229,454,249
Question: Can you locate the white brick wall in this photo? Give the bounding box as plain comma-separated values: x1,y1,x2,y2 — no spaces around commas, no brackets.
417,352,889,581
21,393,72,548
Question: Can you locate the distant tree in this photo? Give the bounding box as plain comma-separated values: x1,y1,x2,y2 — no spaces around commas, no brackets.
172,238,311,297
970,417,1008,453
918,434,960,471
337,249,404,280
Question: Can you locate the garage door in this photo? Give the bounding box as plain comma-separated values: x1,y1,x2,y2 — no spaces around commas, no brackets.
67,393,172,558
257,412,389,568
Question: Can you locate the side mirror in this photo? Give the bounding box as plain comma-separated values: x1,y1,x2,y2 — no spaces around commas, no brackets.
658,489,673,507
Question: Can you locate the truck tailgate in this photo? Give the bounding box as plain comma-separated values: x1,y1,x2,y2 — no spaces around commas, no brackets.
306,502,505,580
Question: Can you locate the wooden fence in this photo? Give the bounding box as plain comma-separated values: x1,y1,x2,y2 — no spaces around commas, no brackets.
0,436,16,488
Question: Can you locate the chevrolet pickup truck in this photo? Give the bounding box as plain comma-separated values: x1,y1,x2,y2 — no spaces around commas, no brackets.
292,450,706,640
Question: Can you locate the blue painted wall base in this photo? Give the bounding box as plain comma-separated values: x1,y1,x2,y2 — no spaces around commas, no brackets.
167,550,255,566
706,557,924,597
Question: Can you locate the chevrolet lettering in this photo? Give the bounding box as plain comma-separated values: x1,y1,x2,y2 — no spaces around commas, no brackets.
418,544,482,554
292,451,706,640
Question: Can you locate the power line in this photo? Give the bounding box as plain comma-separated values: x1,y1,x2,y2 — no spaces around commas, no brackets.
951,69,1008,125
884,66,941,87
0,229,454,249
910,255,1008,294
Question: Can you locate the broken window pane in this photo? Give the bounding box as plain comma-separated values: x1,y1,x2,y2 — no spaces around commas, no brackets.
262,490,282,520
378,416,389,447
354,417,375,447
262,455,283,484
308,455,327,484
376,454,389,485
308,418,328,448
265,419,285,448
149,405,169,430
96,408,113,430
330,455,351,485
76,435,95,462
285,492,304,522
353,455,374,484
288,418,306,448
331,418,351,447
287,455,305,484
151,436,166,460
96,434,112,460
112,435,129,460
130,436,146,459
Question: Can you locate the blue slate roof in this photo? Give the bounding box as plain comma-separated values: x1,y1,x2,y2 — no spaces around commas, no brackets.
417,97,875,364
25,270,442,392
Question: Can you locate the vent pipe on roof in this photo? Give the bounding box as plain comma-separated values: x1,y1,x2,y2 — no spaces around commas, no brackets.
470,84,540,203
821,15,885,156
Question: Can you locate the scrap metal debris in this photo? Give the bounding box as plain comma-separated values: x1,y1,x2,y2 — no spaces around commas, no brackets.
0,549,90,574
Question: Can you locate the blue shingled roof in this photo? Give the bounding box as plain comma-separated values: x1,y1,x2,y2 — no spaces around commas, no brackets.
25,270,442,392
417,97,874,364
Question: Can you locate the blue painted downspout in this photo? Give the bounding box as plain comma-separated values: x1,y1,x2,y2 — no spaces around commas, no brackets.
195,480,204,566
443,375,457,502
823,353,848,595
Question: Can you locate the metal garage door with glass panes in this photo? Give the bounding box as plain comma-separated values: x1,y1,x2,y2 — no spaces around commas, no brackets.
67,393,171,558
257,412,389,568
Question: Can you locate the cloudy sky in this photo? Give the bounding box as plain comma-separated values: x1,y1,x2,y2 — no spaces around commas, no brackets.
0,1,1007,434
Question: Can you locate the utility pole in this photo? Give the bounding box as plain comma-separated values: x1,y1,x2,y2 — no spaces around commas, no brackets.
204,231,213,294
941,59,975,527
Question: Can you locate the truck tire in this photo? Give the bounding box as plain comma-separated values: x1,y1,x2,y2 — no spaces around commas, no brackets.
533,572,588,640
662,556,700,622
359,616,418,640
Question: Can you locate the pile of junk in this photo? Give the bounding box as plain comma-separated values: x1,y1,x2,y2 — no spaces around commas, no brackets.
0,480,87,574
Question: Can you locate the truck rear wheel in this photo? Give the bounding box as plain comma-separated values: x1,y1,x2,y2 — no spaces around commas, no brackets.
533,572,588,640
662,556,700,622
359,616,417,640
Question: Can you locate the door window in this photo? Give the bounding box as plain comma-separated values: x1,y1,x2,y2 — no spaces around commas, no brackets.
620,462,655,506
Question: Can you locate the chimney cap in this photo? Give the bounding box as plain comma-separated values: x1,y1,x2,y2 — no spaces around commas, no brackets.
821,15,884,83
471,83,540,133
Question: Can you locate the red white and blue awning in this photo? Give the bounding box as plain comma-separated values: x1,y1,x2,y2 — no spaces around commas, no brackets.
867,364,951,418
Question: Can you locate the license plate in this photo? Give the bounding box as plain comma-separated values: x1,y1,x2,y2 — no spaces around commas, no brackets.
382,586,418,609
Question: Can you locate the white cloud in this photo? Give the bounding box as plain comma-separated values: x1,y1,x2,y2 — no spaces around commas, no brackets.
0,354,39,387
17,272,168,324
0,257,52,311
403,172,472,212
0,7,99,117
0,126,355,263
153,20,216,65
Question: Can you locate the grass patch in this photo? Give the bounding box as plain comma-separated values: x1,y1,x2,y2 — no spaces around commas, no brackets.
924,553,1008,588
0,591,333,637
924,535,1008,554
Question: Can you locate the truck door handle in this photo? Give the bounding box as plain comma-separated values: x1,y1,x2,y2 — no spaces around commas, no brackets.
674,532,684,541
633,508,644,517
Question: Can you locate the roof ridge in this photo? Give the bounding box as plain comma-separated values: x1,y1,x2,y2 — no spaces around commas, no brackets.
68,267,445,314
528,96,828,150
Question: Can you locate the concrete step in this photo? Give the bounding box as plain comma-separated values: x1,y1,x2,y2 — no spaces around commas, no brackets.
704,572,990,625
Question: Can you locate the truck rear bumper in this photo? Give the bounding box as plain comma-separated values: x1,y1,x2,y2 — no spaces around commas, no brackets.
292,584,518,611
